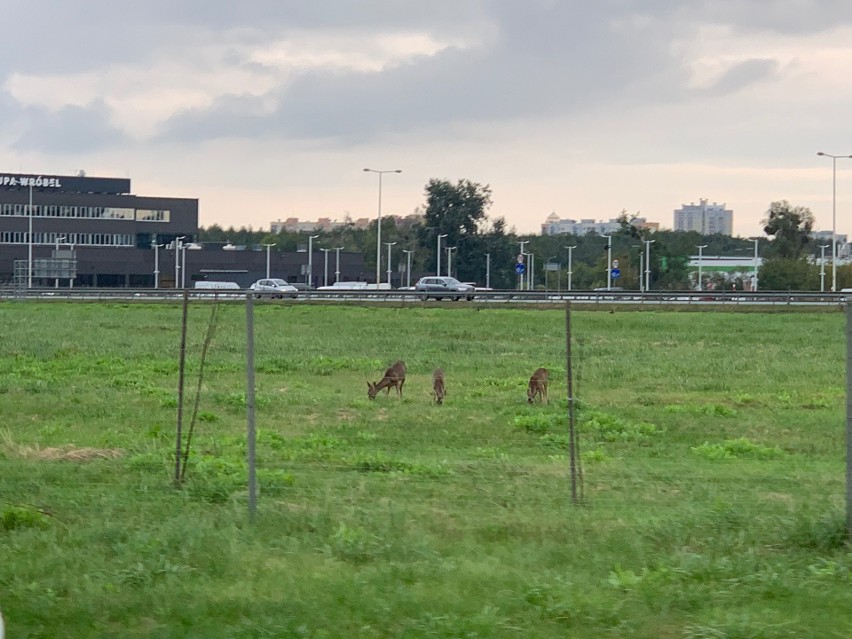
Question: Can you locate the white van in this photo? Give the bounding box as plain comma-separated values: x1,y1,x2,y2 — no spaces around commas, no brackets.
194,281,241,290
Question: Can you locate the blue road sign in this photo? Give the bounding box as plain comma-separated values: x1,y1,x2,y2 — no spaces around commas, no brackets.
515,263,526,275
611,268,621,279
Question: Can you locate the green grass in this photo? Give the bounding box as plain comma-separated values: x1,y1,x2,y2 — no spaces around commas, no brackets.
0,301,850,638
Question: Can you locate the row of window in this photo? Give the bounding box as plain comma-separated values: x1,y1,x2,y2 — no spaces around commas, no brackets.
0,231,134,247
0,204,170,222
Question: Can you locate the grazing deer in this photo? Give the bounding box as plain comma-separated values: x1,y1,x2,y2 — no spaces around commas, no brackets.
432,368,445,405
527,367,549,404
367,360,407,400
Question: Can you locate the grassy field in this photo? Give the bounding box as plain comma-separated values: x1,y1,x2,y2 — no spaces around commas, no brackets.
0,301,850,638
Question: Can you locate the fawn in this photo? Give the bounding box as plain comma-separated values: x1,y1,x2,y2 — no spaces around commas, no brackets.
367,361,407,400
432,368,445,405
527,367,549,404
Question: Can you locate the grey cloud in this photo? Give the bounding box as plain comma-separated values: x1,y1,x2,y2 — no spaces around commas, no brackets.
12,101,127,154
699,58,780,96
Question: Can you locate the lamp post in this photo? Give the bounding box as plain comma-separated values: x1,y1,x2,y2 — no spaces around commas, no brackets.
27,182,33,288
437,233,448,276
320,248,332,287
485,253,491,289
819,244,830,292
446,246,457,279
174,236,185,289
749,238,759,292
696,244,708,291
643,239,655,291
817,152,852,292
334,246,344,283
384,241,397,286
528,252,535,290
402,249,414,288
307,234,319,288
363,168,402,286
564,245,577,291
602,235,612,291
152,242,163,289
263,243,276,279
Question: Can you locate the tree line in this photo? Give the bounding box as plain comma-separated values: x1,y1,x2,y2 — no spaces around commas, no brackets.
198,180,848,291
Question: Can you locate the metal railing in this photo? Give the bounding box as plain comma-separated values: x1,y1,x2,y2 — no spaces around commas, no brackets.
0,287,847,308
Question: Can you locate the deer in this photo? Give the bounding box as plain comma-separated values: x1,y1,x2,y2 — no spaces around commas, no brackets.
367,360,406,400
527,367,549,404
432,368,445,405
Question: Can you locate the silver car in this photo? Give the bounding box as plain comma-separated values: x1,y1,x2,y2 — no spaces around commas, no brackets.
414,276,476,301
250,278,299,298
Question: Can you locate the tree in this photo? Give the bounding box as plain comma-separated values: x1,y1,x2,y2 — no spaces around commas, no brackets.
762,200,814,259
415,179,498,284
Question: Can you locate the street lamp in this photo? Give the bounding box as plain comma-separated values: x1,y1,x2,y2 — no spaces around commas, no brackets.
602,235,613,291
437,233,448,276
307,235,319,288
817,152,852,292
564,245,577,291
334,246,344,283
485,252,491,289
402,249,414,288
446,246,457,279
151,242,163,289
696,244,708,291
749,238,759,292
174,236,185,289
819,244,830,292
643,239,655,292
262,243,276,279
363,168,402,286
320,248,332,287
384,241,397,286
27,182,34,288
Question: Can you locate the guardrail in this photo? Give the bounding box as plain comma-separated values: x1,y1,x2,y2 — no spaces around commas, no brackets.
0,287,847,307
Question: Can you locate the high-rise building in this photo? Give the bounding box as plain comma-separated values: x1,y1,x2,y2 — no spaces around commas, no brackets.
674,199,733,235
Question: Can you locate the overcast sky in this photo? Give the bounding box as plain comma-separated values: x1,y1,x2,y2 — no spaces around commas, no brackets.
3,0,852,237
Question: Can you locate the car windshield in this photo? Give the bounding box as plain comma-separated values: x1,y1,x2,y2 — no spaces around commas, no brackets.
270,279,290,286
443,278,462,285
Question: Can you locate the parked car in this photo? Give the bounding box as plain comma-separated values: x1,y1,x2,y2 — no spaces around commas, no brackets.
414,276,476,301
250,278,298,298
316,281,369,291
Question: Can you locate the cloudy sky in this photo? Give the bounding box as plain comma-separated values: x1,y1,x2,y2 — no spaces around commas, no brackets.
3,0,852,237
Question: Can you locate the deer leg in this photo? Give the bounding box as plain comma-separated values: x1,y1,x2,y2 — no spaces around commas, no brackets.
398,379,405,397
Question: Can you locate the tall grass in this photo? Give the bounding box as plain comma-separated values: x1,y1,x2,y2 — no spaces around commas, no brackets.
0,301,849,638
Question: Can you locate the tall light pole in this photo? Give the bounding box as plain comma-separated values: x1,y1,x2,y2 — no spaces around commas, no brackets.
696,244,708,291
307,234,319,288
402,249,414,288
820,244,830,292
27,182,33,288
334,246,344,283
527,252,535,290
320,248,332,287
750,238,759,292
564,245,577,291
437,233,448,276
644,239,655,292
363,168,402,286
174,236,185,289
446,246,457,278
485,253,491,289
817,152,852,292
384,241,397,286
152,242,163,289
263,243,276,279
602,235,612,291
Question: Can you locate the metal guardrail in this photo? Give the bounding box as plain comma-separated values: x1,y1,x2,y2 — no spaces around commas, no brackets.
0,287,847,307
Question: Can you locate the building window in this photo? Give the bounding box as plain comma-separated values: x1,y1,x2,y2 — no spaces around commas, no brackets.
136,209,171,222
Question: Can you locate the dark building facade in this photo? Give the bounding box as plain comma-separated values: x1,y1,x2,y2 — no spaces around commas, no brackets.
0,172,364,287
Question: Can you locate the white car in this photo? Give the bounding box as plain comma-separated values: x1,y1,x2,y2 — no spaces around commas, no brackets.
250,278,298,298
316,281,369,291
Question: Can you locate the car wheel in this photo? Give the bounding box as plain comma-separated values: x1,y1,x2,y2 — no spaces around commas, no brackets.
466,295,474,301
436,296,443,301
